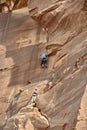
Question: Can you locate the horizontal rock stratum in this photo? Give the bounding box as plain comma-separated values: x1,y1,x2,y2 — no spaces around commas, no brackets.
0,0,87,130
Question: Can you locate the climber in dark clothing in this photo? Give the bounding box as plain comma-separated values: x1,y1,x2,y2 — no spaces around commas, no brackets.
40,53,48,68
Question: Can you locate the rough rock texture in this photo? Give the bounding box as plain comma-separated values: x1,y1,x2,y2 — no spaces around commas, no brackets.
0,0,27,12
0,0,87,130
74,85,87,130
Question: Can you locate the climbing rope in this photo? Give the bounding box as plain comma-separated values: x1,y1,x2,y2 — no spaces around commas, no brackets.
45,28,49,54
0,12,12,43
0,0,20,43
0,5,49,84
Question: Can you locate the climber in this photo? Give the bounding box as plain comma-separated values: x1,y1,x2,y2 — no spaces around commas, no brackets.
40,53,48,68
31,88,38,104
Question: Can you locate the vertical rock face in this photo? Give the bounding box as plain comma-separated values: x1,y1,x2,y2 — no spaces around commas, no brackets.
28,0,87,130
0,0,87,130
0,0,27,12
74,85,87,130
28,0,87,44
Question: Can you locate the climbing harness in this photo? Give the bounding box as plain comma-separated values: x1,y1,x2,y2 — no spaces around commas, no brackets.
40,56,48,68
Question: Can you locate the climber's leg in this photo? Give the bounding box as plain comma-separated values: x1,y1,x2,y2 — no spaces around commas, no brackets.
31,95,36,103
45,59,48,68
31,95,36,107
41,59,45,68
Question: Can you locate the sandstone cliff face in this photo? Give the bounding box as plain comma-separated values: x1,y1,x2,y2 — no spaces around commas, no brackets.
0,0,27,12
74,85,87,130
0,0,87,130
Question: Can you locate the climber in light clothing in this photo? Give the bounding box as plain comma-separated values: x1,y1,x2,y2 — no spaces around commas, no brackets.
31,88,38,104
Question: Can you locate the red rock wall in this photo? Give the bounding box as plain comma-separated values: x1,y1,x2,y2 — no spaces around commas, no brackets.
0,0,87,130
28,0,87,130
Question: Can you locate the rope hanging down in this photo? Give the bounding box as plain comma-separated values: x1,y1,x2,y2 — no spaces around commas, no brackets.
0,0,20,43
0,12,11,43
45,28,49,54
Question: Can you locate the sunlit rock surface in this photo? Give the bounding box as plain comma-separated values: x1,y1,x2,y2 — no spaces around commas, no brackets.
0,0,27,12
0,0,87,130
74,85,87,130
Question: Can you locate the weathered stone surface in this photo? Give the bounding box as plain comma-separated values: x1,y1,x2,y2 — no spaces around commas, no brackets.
74,85,87,130
0,0,87,130
0,0,27,12
0,8,51,126
3,80,49,130
28,0,87,129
